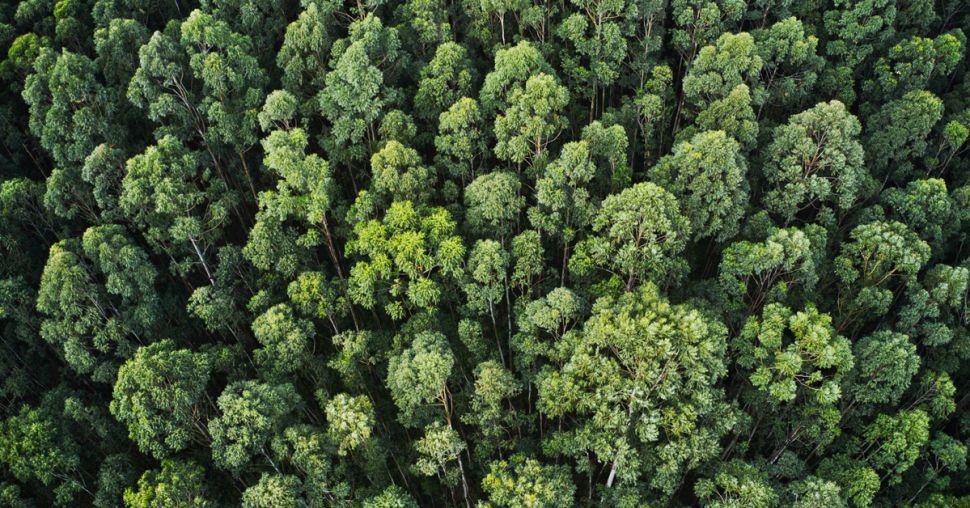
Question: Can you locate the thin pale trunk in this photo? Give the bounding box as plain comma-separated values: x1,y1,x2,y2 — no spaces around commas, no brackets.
457,451,473,508
189,236,216,287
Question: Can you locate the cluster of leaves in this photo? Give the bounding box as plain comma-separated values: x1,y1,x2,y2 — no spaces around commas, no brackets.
1,0,970,506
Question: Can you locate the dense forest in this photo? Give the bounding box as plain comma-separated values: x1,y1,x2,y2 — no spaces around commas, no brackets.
1,0,970,505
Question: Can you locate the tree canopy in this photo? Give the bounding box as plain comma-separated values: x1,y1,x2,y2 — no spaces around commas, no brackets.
1,0,970,505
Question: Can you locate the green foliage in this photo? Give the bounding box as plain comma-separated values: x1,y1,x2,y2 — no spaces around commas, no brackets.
0,404,81,500
866,90,943,181
208,381,301,475
571,182,690,288
537,282,732,496
123,459,214,508
695,460,778,508
4,0,970,506
849,331,920,407
251,304,314,378
481,455,575,507
386,331,454,426
37,229,160,382
465,171,524,239
763,100,868,223
241,473,303,508
416,42,475,120
650,130,748,241
528,141,597,246
835,221,931,327
110,340,211,459
318,14,401,163
347,200,464,319
325,393,375,456
494,72,570,168
718,226,821,317
120,135,235,278
436,97,487,181
736,303,853,405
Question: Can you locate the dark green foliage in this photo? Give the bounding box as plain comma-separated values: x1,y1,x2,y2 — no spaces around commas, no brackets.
1,0,970,506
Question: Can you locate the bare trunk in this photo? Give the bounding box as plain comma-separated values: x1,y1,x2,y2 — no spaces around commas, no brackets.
457,455,472,508
189,236,216,287
606,457,620,488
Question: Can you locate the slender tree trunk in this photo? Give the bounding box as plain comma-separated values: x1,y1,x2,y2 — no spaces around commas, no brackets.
606,458,620,488
457,454,472,508
189,236,216,287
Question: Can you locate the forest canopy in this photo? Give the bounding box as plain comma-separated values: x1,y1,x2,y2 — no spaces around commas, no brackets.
1,0,970,506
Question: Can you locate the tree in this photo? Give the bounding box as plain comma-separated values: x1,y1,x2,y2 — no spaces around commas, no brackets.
6,0,970,506
494,73,570,169
537,282,733,497
22,48,120,221
0,404,84,504
649,130,748,241
369,140,437,206
669,0,744,66
93,18,148,87
718,226,821,318
386,331,455,427
277,0,335,108
695,460,778,508
412,421,467,487
199,0,287,66
347,201,465,320
363,486,419,508
415,42,475,121
120,135,235,284
128,9,268,196
864,33,963,101
271,424,351,503
318,14,402,165
683,32,763,113
753,17,823,118
397,0,454,57
881,178,958,249
556,0,633,118
736,303,853,407
865,90,943,182
123,460,214,508
463,240,510,360
36,228,160,382
581,120,630,194
897,264,970,372
834,221,931,331
762,101,868,224
511,286,585,378
436,97,488,182
479,41,551,117
241,473,304,508
570,182,689,289
387,331,472,504
481,455,575,507
823,0,897,70
208,381,302,475
857,409,930,485
251,304,314,379
110,340,211,459
325,393,374,456
528,141,597,281
464,171,524,240
462,361,522,458
848,331,920,408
